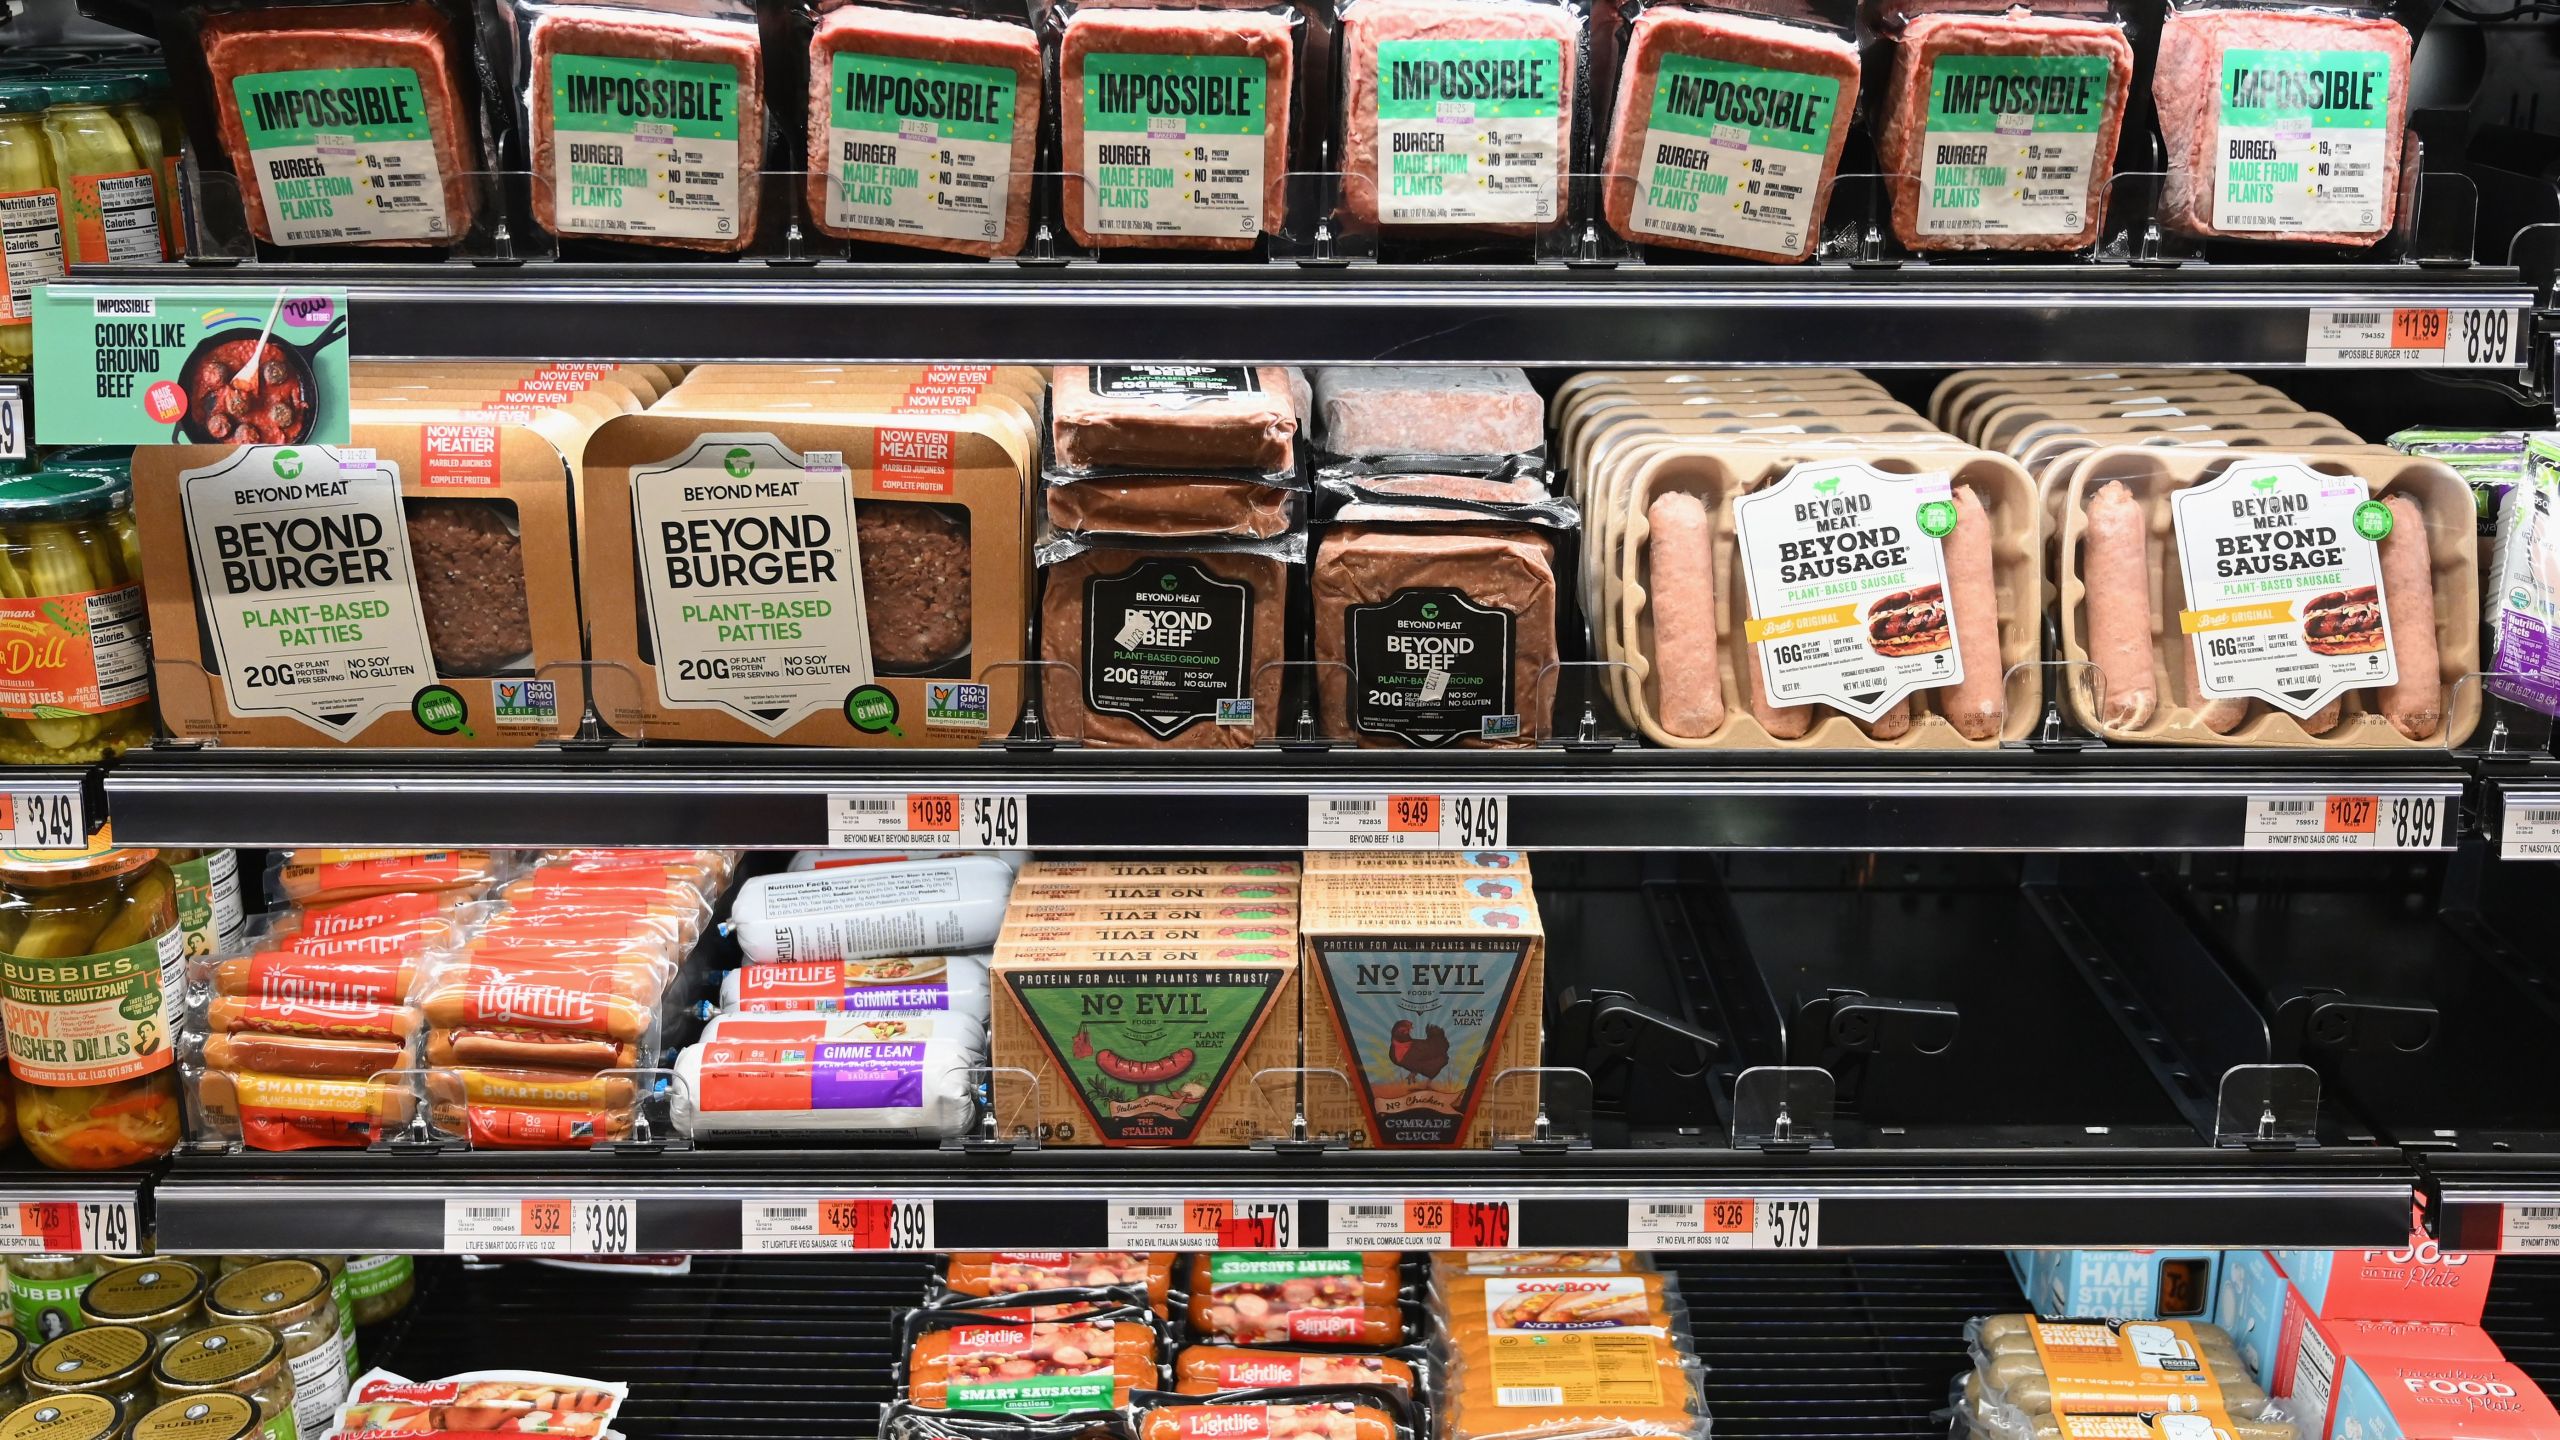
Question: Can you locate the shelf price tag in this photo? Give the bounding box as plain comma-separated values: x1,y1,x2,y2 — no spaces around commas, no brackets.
1307,794,1507,849
0,1201,126,1253
1107,1198,1294,1250
2244,794,2450,850
1327,1197,1515,1249
0,385,23,461
1625,1198,1819,1250
828,791,1028,849
1,788,85,850
2501,1204,2560,1253
741,1198,934,1252
444,1197,636,1255
2305,307,2523,368
2502,803,2560,861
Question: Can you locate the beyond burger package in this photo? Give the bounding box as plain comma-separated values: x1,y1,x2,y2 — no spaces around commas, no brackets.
781,0,1047,259
150,0,495,256
1869,0,2134,255
579,381,1033,746
1592,0,1862,263
134,376,592,749
476,0,775,255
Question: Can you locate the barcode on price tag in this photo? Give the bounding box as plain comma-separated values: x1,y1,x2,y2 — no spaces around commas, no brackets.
1307,794,1507,850
2306,307,2523,368
0,387,23,461
827,791,1027,849
2,789,85,850
2503,1204,2560,1252
2503,803,2560,861
2244,794,2450,850
742,1198,934,1252
1326,1197,1515,1249
1105,1198,1295,1250
443,1197,635,1254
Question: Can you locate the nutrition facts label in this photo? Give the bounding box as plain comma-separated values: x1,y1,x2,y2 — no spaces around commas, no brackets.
69,171,159,263
0,190,62,323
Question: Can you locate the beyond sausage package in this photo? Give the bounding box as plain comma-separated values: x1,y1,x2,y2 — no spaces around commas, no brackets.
1593,0,1860,263
579,407,1032,747
152,0,492,255
2055,447,2480,746
1298,869,1544,1150
1870,0,2133,255
476,0,773,254
133,415,584,750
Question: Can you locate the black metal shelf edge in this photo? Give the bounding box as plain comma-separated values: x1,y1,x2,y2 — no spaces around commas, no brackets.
52,267,2538,366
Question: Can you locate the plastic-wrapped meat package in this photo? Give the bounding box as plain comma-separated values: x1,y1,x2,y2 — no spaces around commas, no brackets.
1039,543,1292,747
1046,477,1296,539
1338,0,1577,234
717,952,994,1018
806,5,1043,256
675,1013,982,1135
526,1,765,252
1051,366,1301,473
1312,366,1545,465
1314,523,1558,748
1059,7,1296,249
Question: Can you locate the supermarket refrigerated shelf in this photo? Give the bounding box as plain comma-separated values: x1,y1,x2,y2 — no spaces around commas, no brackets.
47,266,2544,369
144,1145,2420,1255
101,746,2481,852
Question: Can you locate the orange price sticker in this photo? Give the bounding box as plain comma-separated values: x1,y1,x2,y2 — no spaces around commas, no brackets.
2324,795,2379,835
1403,1198,1452,1235
519,1200,570,1238
1702,1199,1754,1234
1386,796,1439,834
821,1198,892,1247
906,793,961,834
1184,1199,1235,1235
2391,309,2448,351
14,1202,75,1251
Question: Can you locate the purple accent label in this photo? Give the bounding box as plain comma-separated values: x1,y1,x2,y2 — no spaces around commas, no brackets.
283,294,335,327
837,981,951,1012
810,1041,927,1110
2492,611,2560,714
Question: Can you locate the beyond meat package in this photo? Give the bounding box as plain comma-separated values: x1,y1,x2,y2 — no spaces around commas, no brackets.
2151,0,2417,247
134,392,586,749
1872,0,2134,253
1331,0,1590,243
159,0,491,253
477,0,773,253
1045,366,1311,542
1311,366,1547,480
1595,0,1860,263
580,384,1033,747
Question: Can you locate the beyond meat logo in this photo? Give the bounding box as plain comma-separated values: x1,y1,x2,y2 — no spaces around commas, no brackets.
1660,70,1824,137
1386,54,1553,103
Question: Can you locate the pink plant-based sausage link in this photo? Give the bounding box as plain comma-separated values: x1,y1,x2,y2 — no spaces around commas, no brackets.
2082,480,2158,728
1856,702,1911,740
1939,485,2004,740
2178,639,2251,734
2377,493,2443,740
2301,696,2343,736
1741,620,1811,738
1647,492,1726,737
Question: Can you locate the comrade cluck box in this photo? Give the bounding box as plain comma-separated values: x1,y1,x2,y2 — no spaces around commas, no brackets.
135,420,582,747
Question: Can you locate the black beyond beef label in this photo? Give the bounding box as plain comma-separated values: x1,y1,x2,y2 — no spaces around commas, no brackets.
1350,587,1516,746
1089,366,1257,402
1083,558,1253,739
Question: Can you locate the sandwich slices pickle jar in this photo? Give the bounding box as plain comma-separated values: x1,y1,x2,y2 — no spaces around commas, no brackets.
152,1324,296,1440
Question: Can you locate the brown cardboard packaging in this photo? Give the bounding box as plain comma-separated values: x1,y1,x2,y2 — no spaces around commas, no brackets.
1299,850,1530,875
134,422,582,747
1299,872,1544,1150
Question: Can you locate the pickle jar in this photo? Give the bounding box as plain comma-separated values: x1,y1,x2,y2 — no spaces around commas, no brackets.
25,1323,151,1419
78,1264,202,1352
38,78,162,267
0,1393,122,1440
0,83,63,376
151,852,241,962
134,1392,258,1440
341,1257,413,1327
0,1325,27,1410
150,1326,291,1440
8,1257,96,1346
0,470,156,765
212,1256,353,1376
0,834,183,1170
201,1262,341,1440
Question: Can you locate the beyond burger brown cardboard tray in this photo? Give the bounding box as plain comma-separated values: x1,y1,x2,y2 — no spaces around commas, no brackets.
2055,446,2479,747
578,394,1031,746
135,381,596,748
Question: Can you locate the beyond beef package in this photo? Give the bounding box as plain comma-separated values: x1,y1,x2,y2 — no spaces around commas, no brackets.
133,404,584,748
154,0,493,255
1035,530,1306,747
579,401,1032,747
477,0,774,253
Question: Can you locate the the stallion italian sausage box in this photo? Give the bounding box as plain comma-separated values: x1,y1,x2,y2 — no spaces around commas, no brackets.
134,424,582,747
989,937,1301,1147
1298,872,1544,1150
578,413,1029,747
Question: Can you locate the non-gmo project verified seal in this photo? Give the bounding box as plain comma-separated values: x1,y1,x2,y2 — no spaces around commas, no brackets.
493,679,558,728
925,682,989,730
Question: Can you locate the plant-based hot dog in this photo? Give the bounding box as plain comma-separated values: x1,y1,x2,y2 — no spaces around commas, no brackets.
906,1317,1159,1408
1645,491,1725,738
214,954,419,1005
2082,480,2158,728
195,1069,416,1151
1940,487,2005,740
417,966,656,1041
206,995,419,1042
428,1027,641,1072
1175,1348,1417,1397
947,1254,1175,1314
1138,1399,1399,1440
424,1068,638,1149
200,1032,410,1078
2377,493,2443,740
1094,1048,1195,1084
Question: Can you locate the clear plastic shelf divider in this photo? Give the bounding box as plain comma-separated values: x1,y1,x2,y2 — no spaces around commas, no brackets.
1487,1066,1594,1152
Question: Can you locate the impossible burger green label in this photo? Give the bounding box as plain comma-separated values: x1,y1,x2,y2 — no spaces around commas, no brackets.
231,67,451,244
1374,38,1561,226
1918,55,2111,238
1078,53,1266,239
1628,54,1837,256
2215,49,2392,234
828,51,1019,245
548,53,742,242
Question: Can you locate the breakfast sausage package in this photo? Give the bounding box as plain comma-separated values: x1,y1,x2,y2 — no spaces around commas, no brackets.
1134,1387,1423,1440
330,1367,631,1439
133,421,583,749
900,1295,1166,1411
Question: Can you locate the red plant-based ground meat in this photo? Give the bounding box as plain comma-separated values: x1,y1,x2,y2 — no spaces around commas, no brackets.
858,505,973,670
407,501,534,675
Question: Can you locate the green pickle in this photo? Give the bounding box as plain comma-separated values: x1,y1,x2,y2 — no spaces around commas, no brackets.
0,83,63,375
0,835,184,1170
41,78,163,266
0,470,156,765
